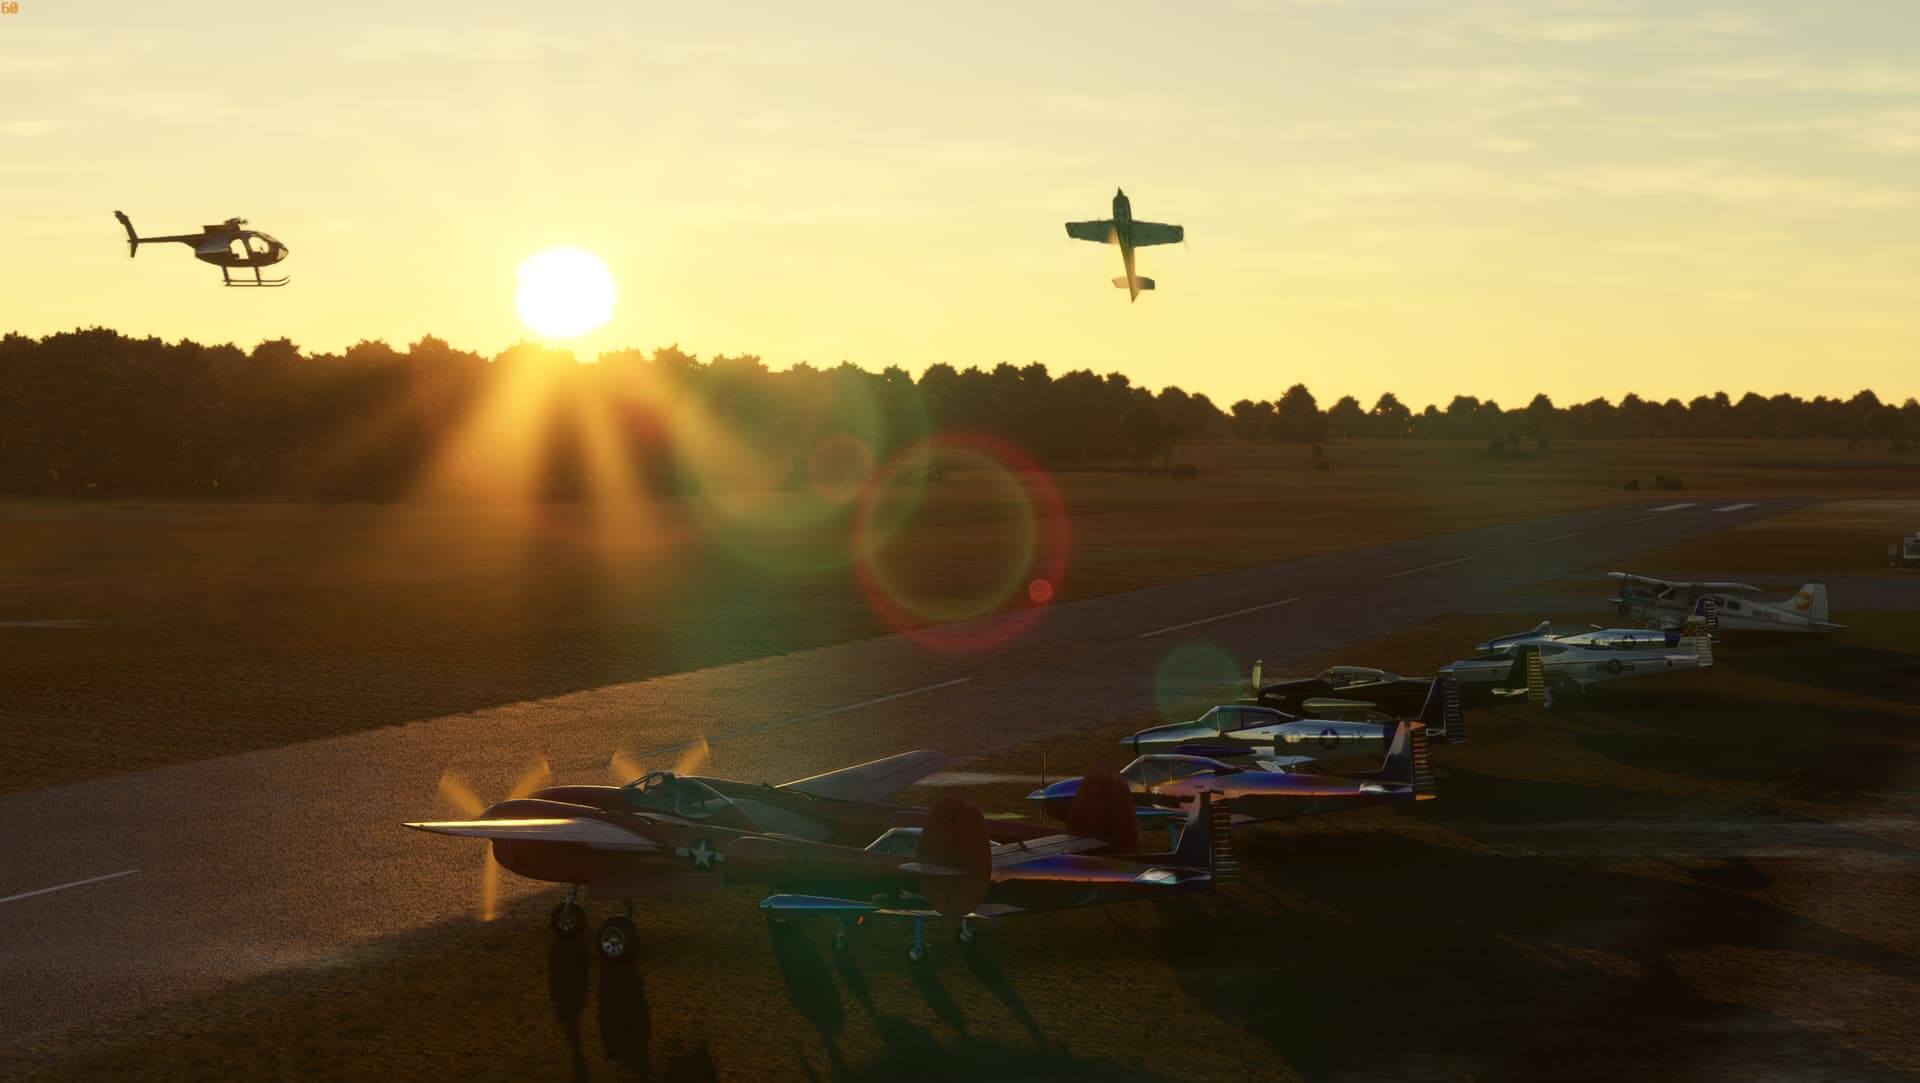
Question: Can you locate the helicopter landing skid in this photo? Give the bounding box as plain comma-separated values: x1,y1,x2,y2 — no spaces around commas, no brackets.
221,267,289,288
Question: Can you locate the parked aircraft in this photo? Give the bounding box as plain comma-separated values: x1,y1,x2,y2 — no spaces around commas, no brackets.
1246,662,1435,718
1065,188,1183,301
1609,572,1841,633
1444,601,1716,707
409,749,968,960
114,210,290,286
732,773,1232,963
1121,676,1464,761
1032,720,1435,826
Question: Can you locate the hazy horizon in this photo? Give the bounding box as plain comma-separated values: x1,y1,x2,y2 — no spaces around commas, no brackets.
3,0,1915,408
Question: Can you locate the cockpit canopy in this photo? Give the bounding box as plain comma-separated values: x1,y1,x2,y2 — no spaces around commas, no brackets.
1195,704,1289,734
1319,666,1396,687
1121,754,1237,787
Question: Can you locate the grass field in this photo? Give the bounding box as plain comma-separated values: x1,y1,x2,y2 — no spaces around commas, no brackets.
4,604,1914,1081
4,438,1915,794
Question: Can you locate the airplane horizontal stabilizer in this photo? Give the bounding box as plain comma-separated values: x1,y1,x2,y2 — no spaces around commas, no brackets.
1112,276,1155,290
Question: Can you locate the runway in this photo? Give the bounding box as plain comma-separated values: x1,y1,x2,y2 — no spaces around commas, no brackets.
0,499,1802,1042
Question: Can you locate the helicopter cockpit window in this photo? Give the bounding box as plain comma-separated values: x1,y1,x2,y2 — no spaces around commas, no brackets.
247,236,272,256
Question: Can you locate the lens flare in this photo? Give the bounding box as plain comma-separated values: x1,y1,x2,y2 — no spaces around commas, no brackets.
1149,641,1244,722
854,433,1069,653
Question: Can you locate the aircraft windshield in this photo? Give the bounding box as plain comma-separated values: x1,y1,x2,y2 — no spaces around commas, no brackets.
620,772,744,823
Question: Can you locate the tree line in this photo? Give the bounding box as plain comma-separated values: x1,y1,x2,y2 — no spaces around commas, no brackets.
0,328,1911,498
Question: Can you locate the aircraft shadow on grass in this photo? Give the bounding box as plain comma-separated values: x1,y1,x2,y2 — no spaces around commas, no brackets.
545,933,717,1082
768,921,1170,1082
1146,771,1916,1081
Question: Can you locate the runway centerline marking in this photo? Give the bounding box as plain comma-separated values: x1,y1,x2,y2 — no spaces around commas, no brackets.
1648,502,1698,512
1137,598,1300,640
1,868,141,906
1713,502,1757,512
1523,531,1585,548
1385,556,1475,580
629,678,974,757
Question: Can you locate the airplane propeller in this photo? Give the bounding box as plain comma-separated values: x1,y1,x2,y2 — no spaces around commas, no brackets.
435,757,550,921
609,735,711,785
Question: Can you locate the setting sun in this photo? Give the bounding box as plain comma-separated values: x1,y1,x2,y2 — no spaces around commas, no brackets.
513,247,616,340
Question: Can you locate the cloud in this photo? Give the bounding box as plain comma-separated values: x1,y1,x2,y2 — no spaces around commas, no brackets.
1663,61,1920,95
0,119,70,138
1552,162,1918,210
1474,135,1533,153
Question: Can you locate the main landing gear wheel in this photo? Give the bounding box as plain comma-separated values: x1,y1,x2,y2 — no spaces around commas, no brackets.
551,901,586,937
957,922,977,948
907,943,928,965
597,916,639,961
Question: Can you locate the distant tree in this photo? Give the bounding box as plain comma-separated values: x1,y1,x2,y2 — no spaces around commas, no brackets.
1326,395,1365,438
1274,384,1326,442
1229,399,1276,441
1369,392,1412,437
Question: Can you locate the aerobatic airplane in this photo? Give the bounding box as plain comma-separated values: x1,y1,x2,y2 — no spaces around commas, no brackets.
1065,188,1183,301
1033,719,1436,826
1121,676,1464,761
733,773,1233,964
1609,572,1840,633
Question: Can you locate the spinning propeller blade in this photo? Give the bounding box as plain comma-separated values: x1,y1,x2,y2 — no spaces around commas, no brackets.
434,757,550,921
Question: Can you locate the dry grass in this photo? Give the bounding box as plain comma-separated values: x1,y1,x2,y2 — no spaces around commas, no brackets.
5,603,1915,1081
4,438,1914,795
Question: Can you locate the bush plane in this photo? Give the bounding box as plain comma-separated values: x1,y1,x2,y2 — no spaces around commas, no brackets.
114,210,290,287
1032,719,1437,826
1121,676,1464,762
729,772,1234,964
1065,188,1183,301
1609,572,1840,633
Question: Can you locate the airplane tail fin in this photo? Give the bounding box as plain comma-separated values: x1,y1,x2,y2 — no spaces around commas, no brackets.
1171,792,1238,884
1063,766,1142,853
1789,582,1831,625
1377,720,1436,789
1112,276,1155,291
1420,676,1465,744
114,211,139,257
1521,646,1549,706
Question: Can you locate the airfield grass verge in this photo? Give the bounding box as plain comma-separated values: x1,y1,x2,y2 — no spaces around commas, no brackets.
5,606,1915,1081
4,438,1915,795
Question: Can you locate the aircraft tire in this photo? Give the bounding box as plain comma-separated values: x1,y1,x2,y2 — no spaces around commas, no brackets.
551,901,587,937
597,916,639,962
907,943,928,965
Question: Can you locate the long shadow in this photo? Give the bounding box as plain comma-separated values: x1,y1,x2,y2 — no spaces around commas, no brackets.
961,945,1049,1048
548,936,591,1082
908,965,969,1039
769,922,850,1079
598,957,652,1075
1155,773,1916,1081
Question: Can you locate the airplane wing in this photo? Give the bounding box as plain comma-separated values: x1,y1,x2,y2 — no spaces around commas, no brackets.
1065,219,1116,243
1130,221,1184,246
1610,572,1761,594
779,749,947,803
404,817,660,852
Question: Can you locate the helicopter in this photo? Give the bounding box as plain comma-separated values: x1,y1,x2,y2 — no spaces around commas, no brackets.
114,210,290,287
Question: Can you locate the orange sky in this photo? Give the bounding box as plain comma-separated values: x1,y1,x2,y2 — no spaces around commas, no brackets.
2,1,1915,409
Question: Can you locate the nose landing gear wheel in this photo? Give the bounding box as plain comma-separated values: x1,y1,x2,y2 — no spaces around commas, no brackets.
597,916,639,961
907,943,927,965
551,901,587,937
957,922,976,947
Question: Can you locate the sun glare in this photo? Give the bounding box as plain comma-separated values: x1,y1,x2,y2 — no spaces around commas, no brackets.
515,247,616,339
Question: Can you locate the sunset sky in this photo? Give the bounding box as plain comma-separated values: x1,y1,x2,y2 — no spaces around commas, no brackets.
3,0,1915,409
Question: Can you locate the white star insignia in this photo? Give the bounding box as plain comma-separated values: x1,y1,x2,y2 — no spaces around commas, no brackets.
677,838,722,870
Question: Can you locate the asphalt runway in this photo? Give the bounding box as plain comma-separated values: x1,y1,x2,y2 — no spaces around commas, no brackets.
0,499,1802,1043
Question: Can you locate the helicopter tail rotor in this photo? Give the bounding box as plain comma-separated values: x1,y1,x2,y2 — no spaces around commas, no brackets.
113,211,139,257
